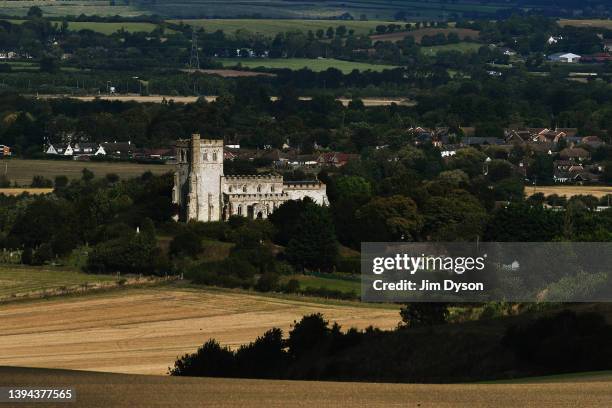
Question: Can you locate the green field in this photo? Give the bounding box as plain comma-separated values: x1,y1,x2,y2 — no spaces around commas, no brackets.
0,0,145,17
285,273,360,294
421,42,482,56
4,19,162,34
1,159,171,186
0,264,115,300
171,18,395,36
218,58,398,73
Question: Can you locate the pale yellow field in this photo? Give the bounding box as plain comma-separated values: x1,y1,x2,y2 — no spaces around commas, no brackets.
0,187,53,196
528,185,612,199
4,366,612,408
560,19,612,29
0,287,399,375
36,94,412,106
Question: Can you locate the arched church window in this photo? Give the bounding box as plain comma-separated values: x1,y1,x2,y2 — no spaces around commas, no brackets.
203,152,208,161
242,185,247,193
237,205,242,215
229,186,232,192
257,185,262,193
213,152,218,161
271,185,275,193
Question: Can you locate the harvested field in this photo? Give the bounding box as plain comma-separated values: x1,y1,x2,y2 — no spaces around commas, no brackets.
528,185,612,199
371,27,480,43
2,159,170,186
3,366,612,408
36,94,412,106
0,286,400,374
560,19,612,29
0,187,53,196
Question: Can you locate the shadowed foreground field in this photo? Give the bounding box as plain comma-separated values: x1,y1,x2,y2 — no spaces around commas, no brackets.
0,286,398,374
2,366,612,408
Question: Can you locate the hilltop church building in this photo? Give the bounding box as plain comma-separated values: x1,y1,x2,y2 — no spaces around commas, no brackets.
173,134,328,222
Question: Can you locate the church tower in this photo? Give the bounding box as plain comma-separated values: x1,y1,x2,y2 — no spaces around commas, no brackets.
190,135,223,222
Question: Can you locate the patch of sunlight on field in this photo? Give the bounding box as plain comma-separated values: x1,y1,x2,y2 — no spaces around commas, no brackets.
0,264,115,299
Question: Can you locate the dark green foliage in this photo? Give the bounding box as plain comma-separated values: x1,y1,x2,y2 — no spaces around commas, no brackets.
503,310,612,373
400,303,449,327
169,229,202,259
285,202,338,271
169,339,235,377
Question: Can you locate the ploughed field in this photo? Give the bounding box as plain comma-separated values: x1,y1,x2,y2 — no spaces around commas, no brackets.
0,286,399,374
3,366,612,408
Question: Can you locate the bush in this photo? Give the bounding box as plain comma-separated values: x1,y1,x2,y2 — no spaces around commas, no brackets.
503,310,612,373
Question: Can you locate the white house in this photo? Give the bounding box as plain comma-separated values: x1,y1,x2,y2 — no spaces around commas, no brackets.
547,52,581,63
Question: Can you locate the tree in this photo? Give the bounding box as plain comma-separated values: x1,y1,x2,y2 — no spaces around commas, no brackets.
81,168,94,182
170,229,202,258
422,192,488,241
39,57,59,74
400,303,449,327
27,6,43,18
285,203,338,271
355,195,423,242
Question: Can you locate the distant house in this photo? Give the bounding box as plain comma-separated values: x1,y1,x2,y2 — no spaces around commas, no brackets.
101,141,134,158
463,137,505,146
604,40,612,52
47,143,74,156
579,53,612,63
0,145,10,158
547,52,581,63
317,152,359,167
559,147,590,162
581,136,604,149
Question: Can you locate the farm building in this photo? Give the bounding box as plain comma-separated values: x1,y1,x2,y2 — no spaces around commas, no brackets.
547,52,581,63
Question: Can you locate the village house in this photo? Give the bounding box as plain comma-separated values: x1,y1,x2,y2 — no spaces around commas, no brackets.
559,146,590,162
547,52,581,63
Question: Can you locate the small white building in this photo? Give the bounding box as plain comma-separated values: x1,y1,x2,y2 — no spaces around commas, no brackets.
547,52,581,63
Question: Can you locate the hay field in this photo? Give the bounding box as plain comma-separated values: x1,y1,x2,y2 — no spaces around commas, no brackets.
3,366,612,408
528,185,612,199
38,94,411,106
0,286,400,374
2,159,170,186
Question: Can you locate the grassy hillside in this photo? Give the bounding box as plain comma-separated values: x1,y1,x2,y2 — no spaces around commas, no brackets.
217,58,398,73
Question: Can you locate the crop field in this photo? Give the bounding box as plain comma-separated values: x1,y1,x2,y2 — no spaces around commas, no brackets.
217,58,398,73
170,18,395,36
421,42,482,55
4,368,612,408
371,27,480,43
0,286,400,374
1,159,170,186
528,185,612,199
559,19,612,29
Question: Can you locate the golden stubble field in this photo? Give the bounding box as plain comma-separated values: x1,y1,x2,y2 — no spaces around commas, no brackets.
528,185,612,199
0,287,399,375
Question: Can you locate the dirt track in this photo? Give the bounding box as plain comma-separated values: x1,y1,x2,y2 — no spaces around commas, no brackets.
2,366,612,408
0,287,399,375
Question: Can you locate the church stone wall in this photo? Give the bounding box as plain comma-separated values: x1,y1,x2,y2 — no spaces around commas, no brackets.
173,134,328,222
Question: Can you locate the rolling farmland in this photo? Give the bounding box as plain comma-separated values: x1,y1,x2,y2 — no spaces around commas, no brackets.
0,286,400,374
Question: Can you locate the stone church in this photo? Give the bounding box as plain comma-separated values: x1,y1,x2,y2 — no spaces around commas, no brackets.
173,134,328,222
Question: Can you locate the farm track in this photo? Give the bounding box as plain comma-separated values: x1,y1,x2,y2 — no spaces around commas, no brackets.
0,286,400,374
